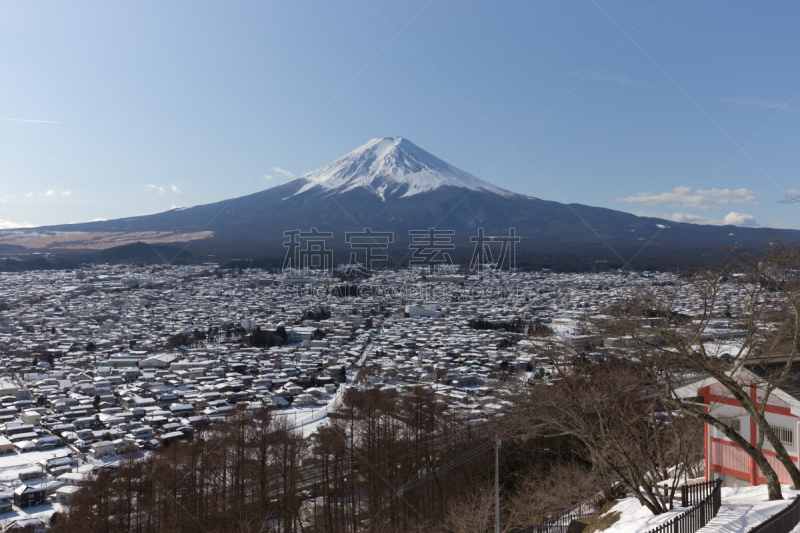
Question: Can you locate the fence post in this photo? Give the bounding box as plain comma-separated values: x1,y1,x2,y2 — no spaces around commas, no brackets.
681,485,687,508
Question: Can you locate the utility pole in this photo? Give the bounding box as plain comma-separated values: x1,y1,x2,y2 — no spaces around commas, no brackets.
495,434,501,533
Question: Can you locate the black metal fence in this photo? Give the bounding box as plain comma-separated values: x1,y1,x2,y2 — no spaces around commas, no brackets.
680,479,719,508
514,492,603,533
645,479,722,533
748,495,800,533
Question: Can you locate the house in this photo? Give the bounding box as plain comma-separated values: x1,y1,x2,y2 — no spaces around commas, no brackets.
18,466,43,482
42,456,76,473
676,359,800,488
0,436,13,454
13,484,46,508
4,518,48,531
288,327,317,343
20,410,41,426
13,441,36,453
52,485,80,503
57,472,86,486
294,393,317,406
34,435,61,450
157,431,184,447
113,438,138,455
0,489,12,513
90,440,116,457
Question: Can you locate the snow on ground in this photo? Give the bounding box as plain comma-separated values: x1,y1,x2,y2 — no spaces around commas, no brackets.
297,418,333,439
601,495,691,533
273,405,326,427
691,342,745,358
703,486,798,533
0,448,75,527
603,486,798,533
0,447,73,483
0,502,63,529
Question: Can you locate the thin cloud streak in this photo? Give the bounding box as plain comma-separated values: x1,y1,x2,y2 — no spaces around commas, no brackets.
617,186,759,210
272,167,294,178
0,118,61,123
720,96,800,113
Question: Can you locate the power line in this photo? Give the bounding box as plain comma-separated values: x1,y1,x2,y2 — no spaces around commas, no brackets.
397,440,494,495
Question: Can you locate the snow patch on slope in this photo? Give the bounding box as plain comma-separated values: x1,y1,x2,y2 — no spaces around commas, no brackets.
290,137,515,200
601,485,798,533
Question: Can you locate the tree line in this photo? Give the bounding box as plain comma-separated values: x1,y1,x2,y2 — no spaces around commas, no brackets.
50,386,599,533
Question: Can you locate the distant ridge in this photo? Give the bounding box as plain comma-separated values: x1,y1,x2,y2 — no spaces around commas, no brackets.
3,137,798,270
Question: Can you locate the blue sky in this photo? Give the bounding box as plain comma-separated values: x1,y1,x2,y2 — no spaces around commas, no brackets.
1,0,800,229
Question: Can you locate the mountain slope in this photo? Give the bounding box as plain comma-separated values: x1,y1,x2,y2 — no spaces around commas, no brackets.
291,137,514,200
8,137,799,269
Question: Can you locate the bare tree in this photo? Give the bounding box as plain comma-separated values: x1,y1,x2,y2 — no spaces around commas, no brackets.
504,462,600,530
604,245,800,500
441,485,495,533
508,360,701,515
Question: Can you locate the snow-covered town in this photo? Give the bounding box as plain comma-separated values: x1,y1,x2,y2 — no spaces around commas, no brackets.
0,261,790,532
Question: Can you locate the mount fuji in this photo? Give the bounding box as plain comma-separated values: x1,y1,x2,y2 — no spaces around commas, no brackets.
12,137,800,269
290,137,513,200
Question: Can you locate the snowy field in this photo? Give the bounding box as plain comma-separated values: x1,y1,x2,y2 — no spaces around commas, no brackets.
0,446,136,528
273,405,325,426
0,447,75,528
0,447,73,484
602,485,798,533
703,486,798,533
0,502,63,530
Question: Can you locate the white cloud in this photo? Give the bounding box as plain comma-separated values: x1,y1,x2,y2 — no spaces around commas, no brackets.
145,184,165,194
668,213,714,224
632,210,719,224
43,190,54,197
61,190,71,196
272,167,294,178
90,218,107,222
170,204,179,209
617,186,759,210
171,184,181,194
723,212,758,227
25,193,33,197
0,219,32,229
263,174,274,181
721,97,799,113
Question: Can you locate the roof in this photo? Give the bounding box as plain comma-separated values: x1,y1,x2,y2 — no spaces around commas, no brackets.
14,484,45,494
747,360,800,404
674,358,800,417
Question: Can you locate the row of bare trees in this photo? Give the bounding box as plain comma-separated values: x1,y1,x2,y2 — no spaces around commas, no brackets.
52,386,596,533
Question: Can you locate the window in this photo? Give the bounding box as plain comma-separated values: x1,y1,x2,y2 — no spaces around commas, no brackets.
771,425,794,447
720,417,741,433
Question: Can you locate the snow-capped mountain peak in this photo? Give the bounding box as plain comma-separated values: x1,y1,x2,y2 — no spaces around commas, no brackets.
290,137,514,200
